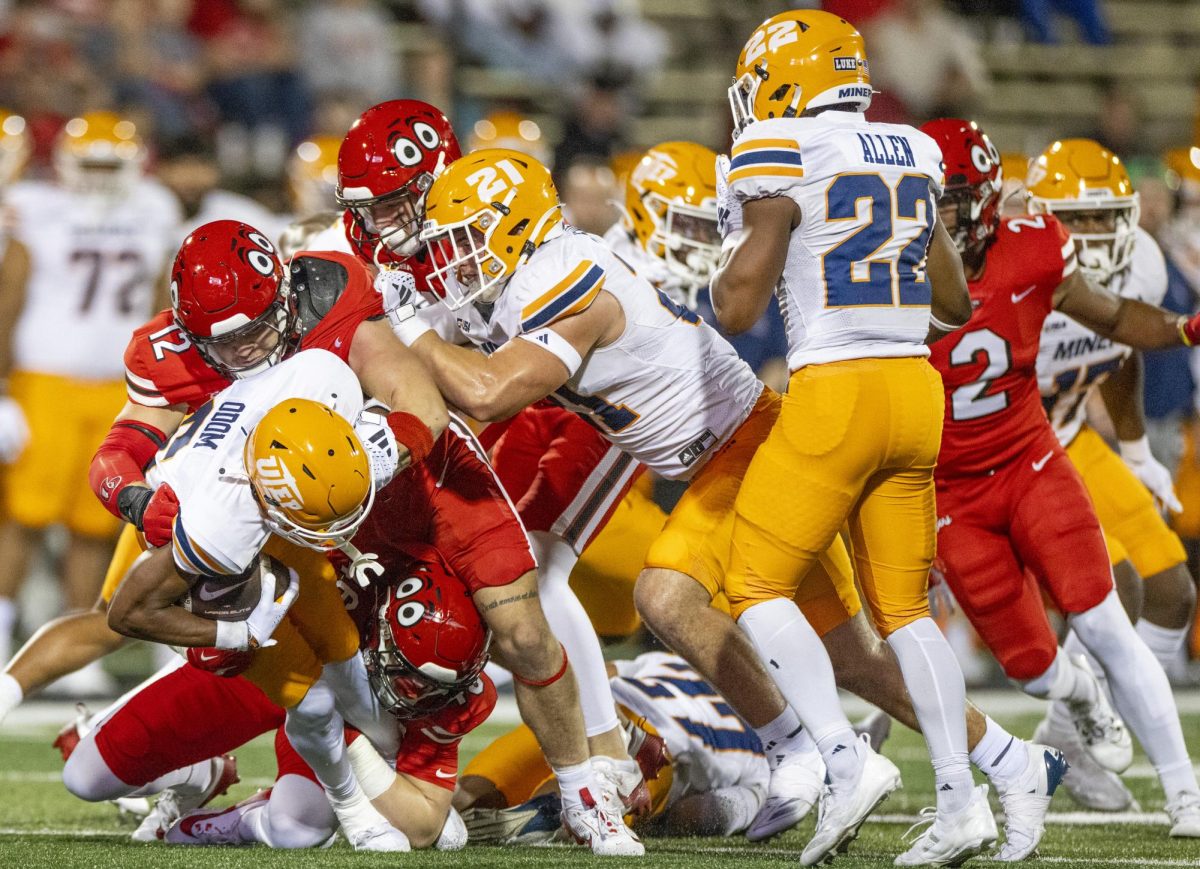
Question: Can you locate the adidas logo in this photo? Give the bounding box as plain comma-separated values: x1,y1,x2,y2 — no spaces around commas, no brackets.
939,783,953,791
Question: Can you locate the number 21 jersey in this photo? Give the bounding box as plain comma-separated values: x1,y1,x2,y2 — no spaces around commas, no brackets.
929,215,1077,476
728,113,944,370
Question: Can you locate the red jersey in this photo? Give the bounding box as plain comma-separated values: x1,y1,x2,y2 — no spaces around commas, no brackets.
929,215,1078,476
122,250,383,412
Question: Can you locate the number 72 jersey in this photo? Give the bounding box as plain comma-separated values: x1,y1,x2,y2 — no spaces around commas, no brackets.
929,215,1078,476
728,114,945,370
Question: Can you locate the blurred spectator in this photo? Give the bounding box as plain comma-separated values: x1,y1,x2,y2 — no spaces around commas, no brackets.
864,0,988,123
1163,147,1200,295
1090,84,1146,163
577,0,666,84
298,0,400,105
469,110,552,166
823,1,896,25
1020,0,1110,45
560,156,619,235
553,71,631,173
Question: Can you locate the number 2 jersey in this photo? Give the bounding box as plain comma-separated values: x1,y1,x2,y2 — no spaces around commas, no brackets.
930,215,1078,476
1036,226,1167,447
727,113,944,370
123,250,383,411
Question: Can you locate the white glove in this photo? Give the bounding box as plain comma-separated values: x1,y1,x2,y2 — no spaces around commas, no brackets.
0,396,29,463
215,561,300,651
1120,436,1183,513
377,268,432,346
355,401,399,489
715,154,743,239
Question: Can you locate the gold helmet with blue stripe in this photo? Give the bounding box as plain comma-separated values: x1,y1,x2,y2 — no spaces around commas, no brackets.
729,9,872,134
420,148,563,310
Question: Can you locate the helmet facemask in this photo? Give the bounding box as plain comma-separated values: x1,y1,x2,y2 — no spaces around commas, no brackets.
938,183,999,258
189,292,298,380
728,69,763,135
423,207,515,310
645,193,720,298
341,172,435,259
1037,200,1139,286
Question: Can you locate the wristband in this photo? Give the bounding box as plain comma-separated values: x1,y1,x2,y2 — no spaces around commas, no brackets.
1118,436,1152,464
387,411,434,466
116,485,153,529
214,619,250,651
346,733,398,800
391,304,434,346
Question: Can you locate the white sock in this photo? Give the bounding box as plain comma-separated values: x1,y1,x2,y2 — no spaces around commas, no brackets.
737,599,858,781
322,655,396,758
886,618,972,814
529,531,619,738
1071,591,1200,801
754,705,818,772
969,715,1029,784
1022,646,1098,705
0,672,23,724
1136,619,1188,676
0,597,16,664
554,759,604,810
249,774,337,848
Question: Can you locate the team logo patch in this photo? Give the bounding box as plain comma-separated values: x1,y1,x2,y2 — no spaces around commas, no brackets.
254,455,304,509
834,56,859,71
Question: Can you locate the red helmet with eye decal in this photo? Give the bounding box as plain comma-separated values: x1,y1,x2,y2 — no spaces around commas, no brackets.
362,543,491,718
170,220,297,380
336,99,461,262
919,118,1003,258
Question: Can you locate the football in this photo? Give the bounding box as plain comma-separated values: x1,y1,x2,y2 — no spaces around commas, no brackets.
180,555,291,621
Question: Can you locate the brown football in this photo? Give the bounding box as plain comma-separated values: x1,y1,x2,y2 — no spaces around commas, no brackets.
180,555,290,621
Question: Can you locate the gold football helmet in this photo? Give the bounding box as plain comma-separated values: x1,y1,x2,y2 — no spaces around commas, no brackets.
729,9,871,134
288,136,341,217
1028,139,1139,284
245,399,373,550
54,111,146,196
420,148,563,310
0,111,30,188
468,111,551,167
622,141,719,297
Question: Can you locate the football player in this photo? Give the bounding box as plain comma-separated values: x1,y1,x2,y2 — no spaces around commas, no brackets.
922,117,1200,839
0,109,32,495
710,12,991,865
326,98,652,819
1030,138,1196,811
0,112,181,672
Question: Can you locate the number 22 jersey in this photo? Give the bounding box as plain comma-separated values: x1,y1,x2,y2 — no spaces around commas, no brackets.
727,113,944,370
929,215,1078,476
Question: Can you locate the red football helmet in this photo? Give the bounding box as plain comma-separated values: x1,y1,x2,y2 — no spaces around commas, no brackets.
363,543,491,718
336,99,461,262
920,118,1002,257
170,220,297,379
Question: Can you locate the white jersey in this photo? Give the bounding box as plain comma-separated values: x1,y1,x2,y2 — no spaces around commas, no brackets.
305,219,355,256
448,228,762,479
728,114,944,371
610,652,768,806
8,179,181,379
1037,227,1167,447
601,223,693,307
145,350,364,577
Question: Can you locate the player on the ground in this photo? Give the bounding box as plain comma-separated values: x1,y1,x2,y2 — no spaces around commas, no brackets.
0,112,180,676
922,117,1200,839
709,11,992,865
1030,137,1197,811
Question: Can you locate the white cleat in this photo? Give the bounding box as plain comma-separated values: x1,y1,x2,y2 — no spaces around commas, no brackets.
893,783,998,867
1066,662,1132,774
801,734,902,866
561,785,645,857
131,754,239,842
1033,714,1136,811
747,747,825,842
165,791,269,845
992,744,1068,861
1166,792,1200,838
347,823,411,852
592,755,650,818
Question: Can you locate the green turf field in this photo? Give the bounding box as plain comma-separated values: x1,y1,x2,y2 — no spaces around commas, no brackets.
1,704,1199,868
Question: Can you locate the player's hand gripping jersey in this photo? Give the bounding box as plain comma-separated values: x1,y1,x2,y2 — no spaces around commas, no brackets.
727,115,944,369
1037,226,1167,447
930,215,1078,475
447,227,762,479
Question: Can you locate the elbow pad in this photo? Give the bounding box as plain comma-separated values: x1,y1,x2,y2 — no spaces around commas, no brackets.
89,420,168,522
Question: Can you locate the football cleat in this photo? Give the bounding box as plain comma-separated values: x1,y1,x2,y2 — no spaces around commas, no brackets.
592,755,651,820
462,793,563,845
993,744,1068,861
746,745,824,842
1033,714,1137,811
801,735,902,866
51,702,91,761
346,822,411,852
1064,665,1132,774
165,789,270,845
561,785,645,857
893,784,998,867
131,755,240,842
1167,792,1200,838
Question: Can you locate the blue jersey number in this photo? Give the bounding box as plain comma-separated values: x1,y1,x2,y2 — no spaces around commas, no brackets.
552,385,640,433
163,401,214,460
822,173,935,308
619,674,761,754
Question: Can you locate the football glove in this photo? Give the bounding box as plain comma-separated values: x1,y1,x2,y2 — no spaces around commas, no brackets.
377,268,431,346
1119,436,1183,513
142,484,180,547
715,154,743,239
215,561,300,651
0,395,29,463
355,401,400,489
186,646,253,677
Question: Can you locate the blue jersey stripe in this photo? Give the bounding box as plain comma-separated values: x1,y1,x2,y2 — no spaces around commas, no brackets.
729,148,803,171
521,264,604,332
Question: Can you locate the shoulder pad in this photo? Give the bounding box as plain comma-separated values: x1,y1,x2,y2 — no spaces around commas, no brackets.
290,254,351,335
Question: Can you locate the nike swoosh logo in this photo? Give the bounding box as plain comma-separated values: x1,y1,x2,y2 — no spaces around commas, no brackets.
198,650,220,662
198,577,251,602
1011,284,1038,303
434,769,456,780
334,337,344,348
1032,450,1053,472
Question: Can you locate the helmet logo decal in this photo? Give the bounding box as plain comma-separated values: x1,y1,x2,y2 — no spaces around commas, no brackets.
412,122,440,150
466,158,525,202
247,250,276,276
744,19,800,65
970,144,994,174
393,137,422,167
254,455,303,509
